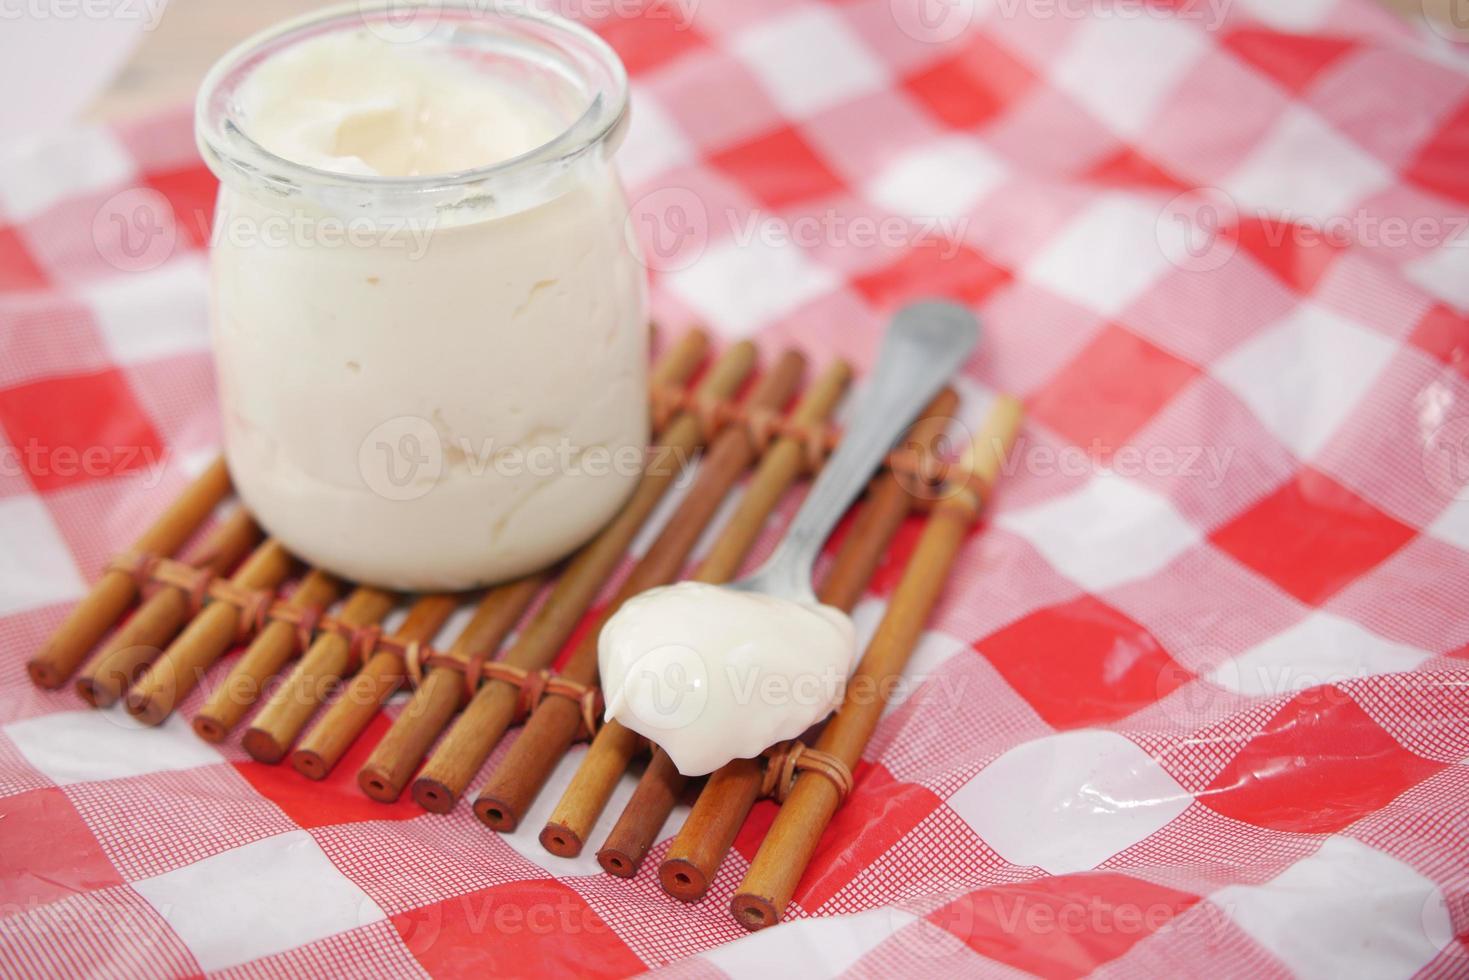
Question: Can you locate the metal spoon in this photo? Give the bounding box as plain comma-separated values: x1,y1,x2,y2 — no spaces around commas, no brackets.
728,300,980,604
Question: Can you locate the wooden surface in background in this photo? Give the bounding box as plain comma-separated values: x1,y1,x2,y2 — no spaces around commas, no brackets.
85,0,321,122
1384,0,1458,19
87,0,1456,123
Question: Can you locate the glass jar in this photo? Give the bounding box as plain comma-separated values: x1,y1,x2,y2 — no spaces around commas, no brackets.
196,2,648,591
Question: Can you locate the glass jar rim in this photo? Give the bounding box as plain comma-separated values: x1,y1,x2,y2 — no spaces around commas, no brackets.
195,0,630,212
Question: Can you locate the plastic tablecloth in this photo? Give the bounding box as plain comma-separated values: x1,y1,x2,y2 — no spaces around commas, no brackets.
2,0,1468,976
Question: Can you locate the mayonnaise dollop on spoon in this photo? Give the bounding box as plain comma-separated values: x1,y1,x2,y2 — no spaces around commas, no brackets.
599,582,857,776
598,302,981,778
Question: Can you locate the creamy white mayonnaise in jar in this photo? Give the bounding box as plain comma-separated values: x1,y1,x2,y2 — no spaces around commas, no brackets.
196,4,647,590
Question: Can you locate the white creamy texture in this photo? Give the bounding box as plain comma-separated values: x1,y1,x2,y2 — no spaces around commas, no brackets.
238,33,557,177
599,582,859,776
213,32,648,590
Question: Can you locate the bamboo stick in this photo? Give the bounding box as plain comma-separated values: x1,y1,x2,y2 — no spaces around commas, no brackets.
290,594,459,779
598,748,684,877
546,360,852,862
75,508,259,707
124,539,295,726
242,587,397,763
192,570,343,742
819,389,962,612
356,574,545,799
361,332,708,805
657,388,960,900
661,759,761,897
477,349,806,834
539,721,643,856
730,396,1022,930
412,338,752,814
28,458,232,688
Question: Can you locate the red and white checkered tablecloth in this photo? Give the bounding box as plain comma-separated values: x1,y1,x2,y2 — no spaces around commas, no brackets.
3,0,1469,976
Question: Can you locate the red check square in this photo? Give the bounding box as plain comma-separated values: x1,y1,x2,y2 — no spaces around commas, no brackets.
853,243,1009,311
1210,467,1417,606
709,125,847,211
1026,324,1199,454
394,880,646,979
1235,215,1347,293
0,368,165,493
902,33,1036,130
0,787,123,909
0,225,49,293
143,165,218,250
927,872,1202,980
590,7,708,76
977,595,1193,729
234,713,420,829
1408,304,1469,380
1199,684,1446,834
1084,146,1190,192
1405,100,1469,207
790,763,943,912
1223,29,1358,96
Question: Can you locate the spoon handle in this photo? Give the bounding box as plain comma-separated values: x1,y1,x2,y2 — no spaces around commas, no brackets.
755,301,979,600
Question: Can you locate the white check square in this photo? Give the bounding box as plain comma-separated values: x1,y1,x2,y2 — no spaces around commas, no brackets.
865,137,1007,223
1052,16,1207,138
1212,835,1454,980
1210,612,1432,696
132,829,385,973
703,906,917,977
4,709,221,786
1213,302,1395,460
1232,0,1337,32
0,126,137,221
996,472,1200,592
0,495,86,617
664,234,838,338
620,87,694,188
1223,107,1393,224
1021,194,1178,317
731,7,888,119
84,254,210,365
1426,499,1469,552
949,729,1192,875
1404,239,1469,313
